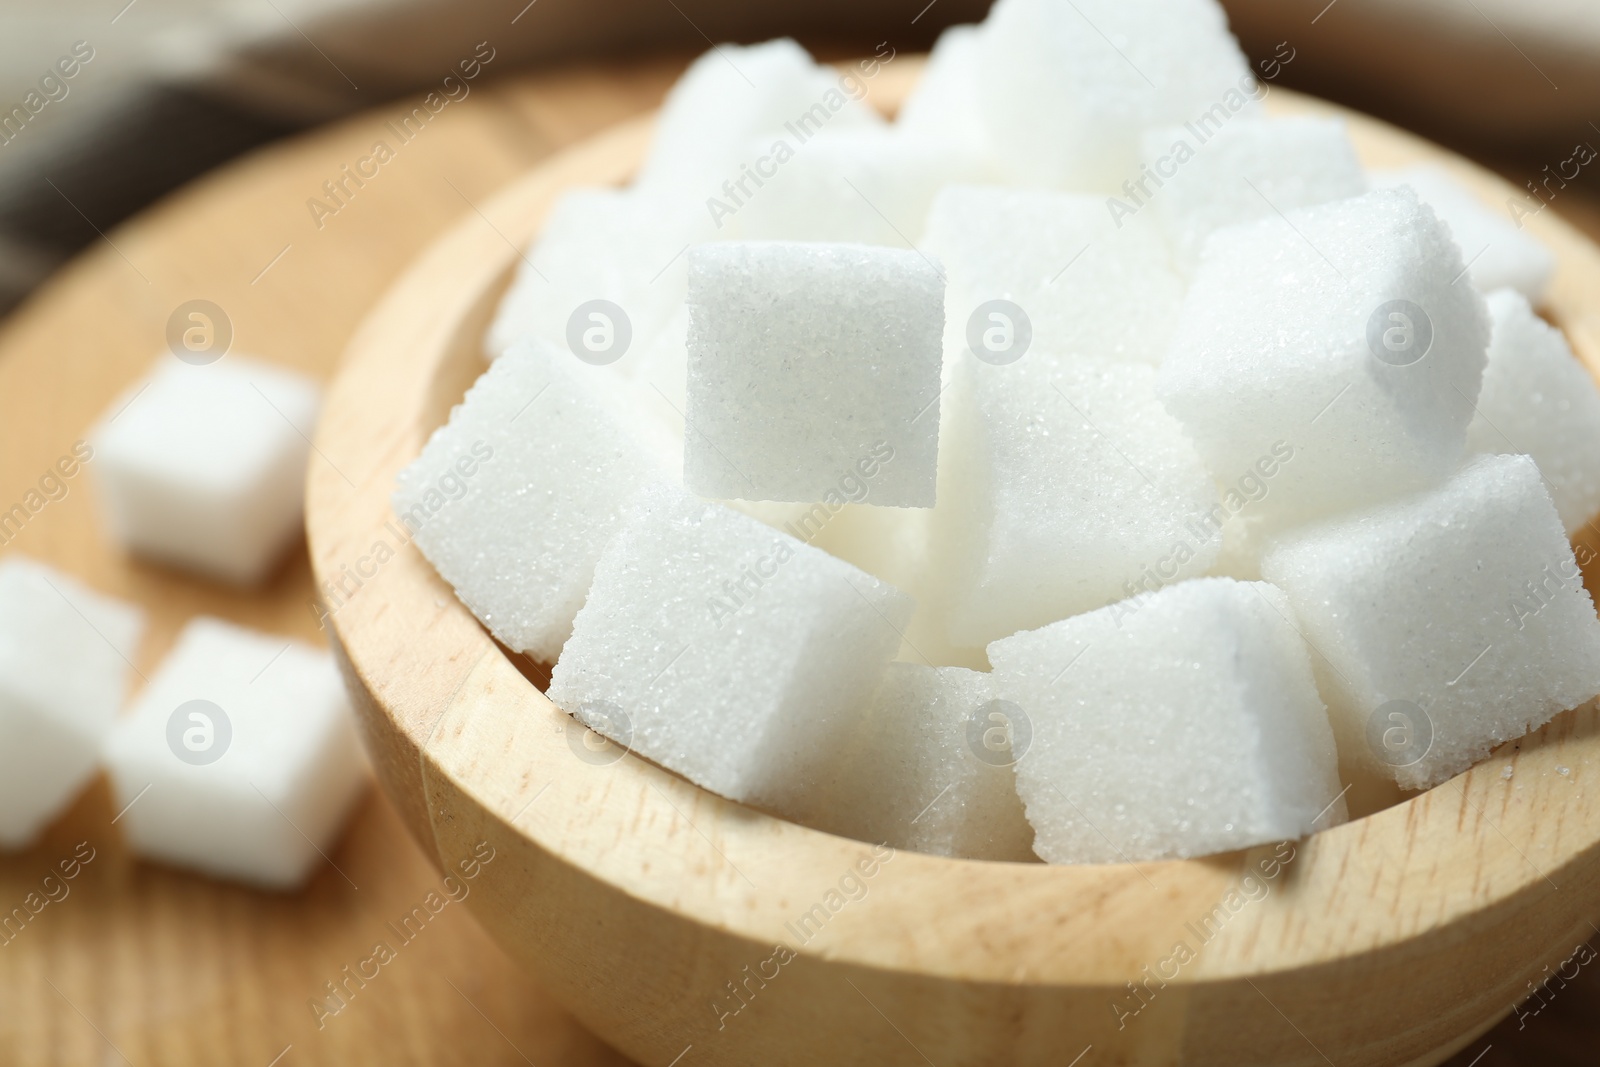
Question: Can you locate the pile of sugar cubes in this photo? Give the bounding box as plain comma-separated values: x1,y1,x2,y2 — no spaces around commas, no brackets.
401,0,1600,864
0,334,366,888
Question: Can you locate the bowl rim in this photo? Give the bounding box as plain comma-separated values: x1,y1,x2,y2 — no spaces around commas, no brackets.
307,59,1600,995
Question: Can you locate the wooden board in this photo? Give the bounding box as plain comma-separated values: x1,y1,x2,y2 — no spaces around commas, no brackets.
0,56,696,1067
3,51,1600,1067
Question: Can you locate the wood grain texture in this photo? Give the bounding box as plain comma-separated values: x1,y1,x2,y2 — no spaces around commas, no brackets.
0,56,692,1067
306,62,1600,1067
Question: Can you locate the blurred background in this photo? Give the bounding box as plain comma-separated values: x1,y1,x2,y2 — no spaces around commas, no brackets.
2,1,1598,1064
5,0,1600,314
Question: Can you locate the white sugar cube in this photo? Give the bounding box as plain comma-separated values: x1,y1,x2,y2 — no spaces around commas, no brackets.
933,354,1220,649
1372,165,1554,300
808,663,1035,861
91,356,321,585
0,557,144,848
1158,187,1490,529
1260,454,1600,790
896,24,988,149
976,0,1257,188
548,486,912,814
393,343,672,663
104,618,367,889
988,578,1345,864
730,128,990,245
485,186,712,360
923,186,1185,367
1139,117,1366,270
635,39,881,199
684,242,944,506
1467,289,1600,534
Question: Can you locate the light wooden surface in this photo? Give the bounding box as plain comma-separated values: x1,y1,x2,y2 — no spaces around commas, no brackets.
0,55,696,1067
307,61,1600,1067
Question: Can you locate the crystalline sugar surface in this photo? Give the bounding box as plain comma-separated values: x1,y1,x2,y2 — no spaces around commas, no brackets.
1260,454,1600,790
547,485,911,815
988,577,1345,863
684,241,944,506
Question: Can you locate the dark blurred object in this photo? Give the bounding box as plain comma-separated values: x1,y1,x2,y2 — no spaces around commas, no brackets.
1224,0,1600,158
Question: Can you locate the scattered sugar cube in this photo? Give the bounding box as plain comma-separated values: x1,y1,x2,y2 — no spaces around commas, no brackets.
634,39,881,199
91,356,321,585
1260,454,1600,790
1467,289,1600,534
0,557,144,848
808,663,1035,861
684,242,944,506
988,577,1345,864
731,128,990,245
976,0,1257,188
895,24,988,148
933,354,1220,649
548,486,912,814
1372,165,1554,300
1139,117,1366,270
103,617,367,889
923,186,1185,368
485,186,712,360
1158,187,1490,529
393,342,673,663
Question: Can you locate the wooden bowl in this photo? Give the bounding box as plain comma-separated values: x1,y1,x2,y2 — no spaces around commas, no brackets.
306,59,1600,1067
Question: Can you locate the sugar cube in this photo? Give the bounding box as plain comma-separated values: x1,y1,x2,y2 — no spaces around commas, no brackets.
1260,454,1600,790
923,186,1185,368
808,663,1035,861
547,485,912,815
634,39,881,199
393,342,673,663
896,24,988,148
1467,288,1600,534
684,242,944,506
1139,117,1366,270
976,0,1257,189
730,128,990,245
91,355,321,585
1158,187,1490,529
932,353,1220,649
1371,165,1554,300
0,557,144,848
103,617,367,889
988,577,1345,864
485,186,713,361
